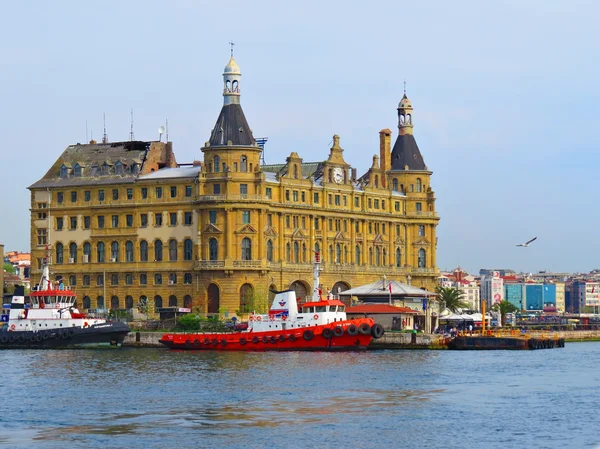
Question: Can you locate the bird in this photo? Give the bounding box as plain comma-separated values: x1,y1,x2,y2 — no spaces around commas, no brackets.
516,237,537,247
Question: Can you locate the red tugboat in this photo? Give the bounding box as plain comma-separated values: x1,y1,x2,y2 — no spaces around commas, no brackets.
160,254,384,351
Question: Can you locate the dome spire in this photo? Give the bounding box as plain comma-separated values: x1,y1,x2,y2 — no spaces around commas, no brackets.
397,83,413,136
223,43,241,106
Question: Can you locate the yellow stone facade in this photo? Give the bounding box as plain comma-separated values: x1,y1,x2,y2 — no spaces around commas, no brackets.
28,57,440,317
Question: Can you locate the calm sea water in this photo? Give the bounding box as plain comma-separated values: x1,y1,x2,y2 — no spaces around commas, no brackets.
2,343,600,449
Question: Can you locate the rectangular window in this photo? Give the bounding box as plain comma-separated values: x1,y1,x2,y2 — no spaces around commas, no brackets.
328,219,333,231
242,211,250,224
240,184,248,195
97,275,104,286
355,197,360,208
395,201,400,212
328,194,332,205
335,195,340,206
83,275,90,286
70,216,77,229
170,186,177,198
293,216,298,228
355,221,359,232
267,214,272,227
382,200,385,209
83,216,90,229
314,193,319,203
170,212,177,226
71,191,77,203
343,196,347,206
140,214,148,227
314,218,319,230
382,223,386,234
410,184,414,192
112,215,119,228
344,220,348,232
84,191,91,202
416,202,422,212
126,214,133,227
141,187,148,199
185,185,192,197
98,190,104,201
285,190,290,201
368,222,372,234
127,188,133,200
111,274,118,286
37,229,47,245
301,191,306,202
140,274,147,285
213,184,221,194
156,187,163,199
56,217,63,230
98,216,104,228
184,212,192,225
155,213,163,226
57,192,64,204
112,189,119,201
302,216,306,229
285,215,290,228
209,211,217,224
368,198,372,208
38,211,47,220
266,187,272,199
293,191,298,201
396,224,400,235
418,225,425,236
374,199,379,209
125,273,133,285
184,273,192,284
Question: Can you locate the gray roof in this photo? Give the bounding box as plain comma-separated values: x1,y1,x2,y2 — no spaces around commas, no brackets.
208,104,255,147
28,141,151,189
261,161,324,179
391,134,427,171
339,279,436,297
138,166,201,180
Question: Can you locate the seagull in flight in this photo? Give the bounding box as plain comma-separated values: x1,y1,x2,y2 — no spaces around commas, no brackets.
516,237,537,247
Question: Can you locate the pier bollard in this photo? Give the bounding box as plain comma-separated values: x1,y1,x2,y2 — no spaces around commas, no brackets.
411,330,417,344
136,331,141,343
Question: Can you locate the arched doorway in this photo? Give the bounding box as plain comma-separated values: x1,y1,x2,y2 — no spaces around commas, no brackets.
125,295,134,309
183,295,192,309
290,280,309,302
332,281,350,295
169,295,178,307
207,283,220,314
111,296,119,310
239,283,254,313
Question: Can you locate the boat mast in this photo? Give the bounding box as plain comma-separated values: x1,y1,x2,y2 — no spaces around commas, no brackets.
311,252,321,303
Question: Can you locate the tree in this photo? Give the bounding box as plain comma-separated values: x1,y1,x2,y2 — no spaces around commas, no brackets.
491,300,519,327
435,286,469,313
3,263,14,274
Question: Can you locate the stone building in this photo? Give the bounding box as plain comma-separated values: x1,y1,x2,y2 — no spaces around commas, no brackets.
28,55,440,316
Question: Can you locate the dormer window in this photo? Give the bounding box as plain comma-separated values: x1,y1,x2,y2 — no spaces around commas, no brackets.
115,161,123,175
101,162,111,175
59,165,68,178
131,163,139,174
90,164,99,176
73,164,82,177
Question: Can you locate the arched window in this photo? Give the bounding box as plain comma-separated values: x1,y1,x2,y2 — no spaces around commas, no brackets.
396,248,402,267
232,80,239,92
154,239,163,261
169,295,178,307
184,239,193,261
294,242,299,263
60,165,68,178
69,275,76,286
184,295,192,309
240,283,254,312
83,242,91,263
266,240,273,262
154,273,162,285
126,241,134,262
97,242,105,263
55,243,64,264
169,239,177,261
374,175,379,188
418,248,426,268
169,273,177,285
406,114,411,124
241,237,252,260
111,241,119,262
293,165,298,179
286,243,291,261
416,178,422,193
69,242,77,263
214,155,220,172
392,178,398,191
97,295,105,309
111,296,119,309
209,238,218,261
140,240,148,262
125,295,134,309
355,245,361,265
336,244,341,264
241,156,247,172
154,295,163,308
375,247,381,266
83,296,91,309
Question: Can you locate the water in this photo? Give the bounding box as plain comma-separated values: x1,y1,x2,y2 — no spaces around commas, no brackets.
2,343,600,449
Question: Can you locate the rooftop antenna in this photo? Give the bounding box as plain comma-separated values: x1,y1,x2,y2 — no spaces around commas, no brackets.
165,119,169,142
129,108,135,141
403,79,406,94
255,137,268,164
158,125,165,142
102,113,108,143
229,40,235,57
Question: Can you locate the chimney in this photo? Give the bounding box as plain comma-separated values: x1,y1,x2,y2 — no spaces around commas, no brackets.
379,129,391,173
351,168,357,181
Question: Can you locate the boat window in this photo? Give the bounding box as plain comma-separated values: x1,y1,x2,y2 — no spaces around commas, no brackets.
339,307,345,312
329,306,337,312
316,306,326,312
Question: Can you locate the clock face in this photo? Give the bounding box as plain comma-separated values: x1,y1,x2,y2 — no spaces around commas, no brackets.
333,167,344,183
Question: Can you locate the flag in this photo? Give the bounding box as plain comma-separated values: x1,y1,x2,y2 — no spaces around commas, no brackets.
422,298,427,310
389,282,392,294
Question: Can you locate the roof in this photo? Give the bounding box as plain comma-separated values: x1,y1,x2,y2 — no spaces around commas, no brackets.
299,300,346,308
261,161,323,179
208,103,255,147
346,304,418,314
28,140,152,189
138,166,201,181
339,279,436,297
390,134,427,171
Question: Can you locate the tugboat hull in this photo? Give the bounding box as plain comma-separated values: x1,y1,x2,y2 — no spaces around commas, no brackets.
0,322,130,349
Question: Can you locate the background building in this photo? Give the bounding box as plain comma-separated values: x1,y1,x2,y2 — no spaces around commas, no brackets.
0,244,4,296
480,271,504,309
28,56,440,316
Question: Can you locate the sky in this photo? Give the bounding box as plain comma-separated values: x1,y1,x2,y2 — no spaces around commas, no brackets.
1,0,599,275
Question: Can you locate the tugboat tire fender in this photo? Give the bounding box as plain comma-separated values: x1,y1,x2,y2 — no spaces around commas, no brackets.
262,336,269,343
35,333,43,342
239,337,247,345
0,335,8,343
203,338,210,345
303,330,314,341
288,334,297,342
278,335,286,342
322,328,334,339
358,323,371,335
8,335,16,343
252,336,260,344
333,326,344,337
371,323,385,339
220,339,227,346
194,339,201,347
347,325,359,336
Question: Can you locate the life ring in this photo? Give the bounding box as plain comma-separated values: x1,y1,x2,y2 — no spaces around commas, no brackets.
282,315,287,321
333,326,344,337
185,340,192,347
347,324,359,336
249,316,254,321
10,324,15,331
303,329,314,341
35,333,43,342
269,315,274,322
84,322,89,328
313,314,319,320
322,328,334,339
358,323,371,335
257,316,262,322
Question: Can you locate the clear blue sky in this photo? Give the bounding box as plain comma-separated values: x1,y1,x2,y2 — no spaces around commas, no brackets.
1,0,598,274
